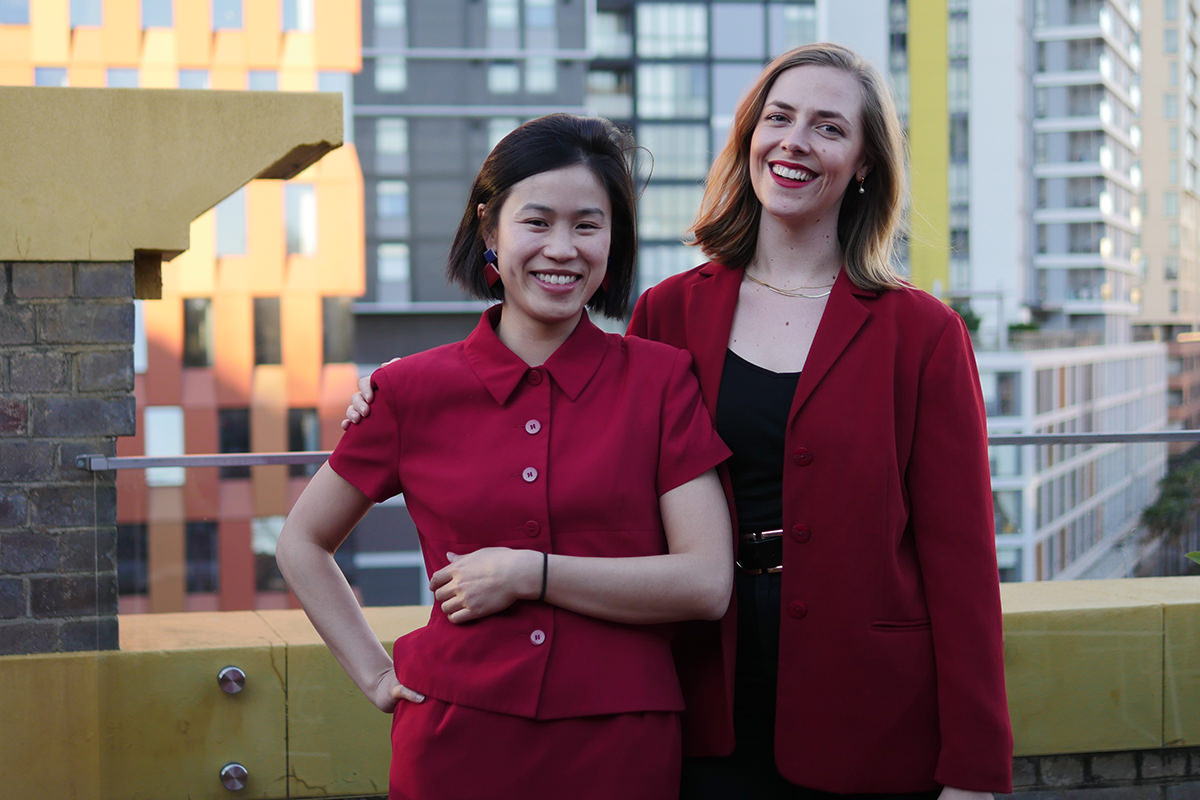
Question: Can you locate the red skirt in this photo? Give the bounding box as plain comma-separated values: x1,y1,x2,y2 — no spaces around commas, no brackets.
389,697,680,800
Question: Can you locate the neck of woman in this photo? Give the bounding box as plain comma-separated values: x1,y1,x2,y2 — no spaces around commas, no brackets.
495,310,582,367
749,213,844,286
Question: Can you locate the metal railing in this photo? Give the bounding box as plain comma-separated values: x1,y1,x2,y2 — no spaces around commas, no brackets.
75,431,1200,471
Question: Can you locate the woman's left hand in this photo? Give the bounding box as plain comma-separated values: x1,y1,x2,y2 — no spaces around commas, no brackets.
430,548,541,623
938,788,992,800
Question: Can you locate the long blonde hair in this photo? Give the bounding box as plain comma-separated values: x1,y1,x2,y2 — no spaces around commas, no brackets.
690,43,907,291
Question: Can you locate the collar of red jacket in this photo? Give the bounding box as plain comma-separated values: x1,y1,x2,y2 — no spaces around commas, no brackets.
463,304,609,405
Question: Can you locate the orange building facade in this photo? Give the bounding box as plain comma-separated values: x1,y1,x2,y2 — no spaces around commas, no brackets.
0,1,364,612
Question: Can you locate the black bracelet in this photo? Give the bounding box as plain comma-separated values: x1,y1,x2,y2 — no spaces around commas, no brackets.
538,551,548,602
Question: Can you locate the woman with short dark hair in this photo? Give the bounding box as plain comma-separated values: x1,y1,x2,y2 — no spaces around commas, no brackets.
281,113,733,800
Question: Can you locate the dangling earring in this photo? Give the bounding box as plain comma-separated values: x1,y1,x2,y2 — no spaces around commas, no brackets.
483,248,501,288
857,175,866,195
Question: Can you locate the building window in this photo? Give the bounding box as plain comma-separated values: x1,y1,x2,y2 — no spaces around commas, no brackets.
252,516,287,591
769,2,817,54
213,0,242,29
587,69,633,119
637,244,695,292
488,118,519,150
376,243,411,303
215,188,246,256
640,184,704,239
982,371,1021,416
376,117,409,172
993,491,1022,535
285,183,317,256
488,0,519,49
282,0,313,32
489,63,521,93
0,1,28,24
637,124,709,179
1171,289,1180,313
248,70,277,90
1169,224,1180,248
713,3,765,59
1165,256,1180,280
376,0,404,27
1165,27,1179,54
637,64,708,119
1165,93,1179,119
288,408,321,477
376,56,407,92
526,57,556,93
254,297,282,366
636,4,706,57
70,0,101,27
594,9,632,58
179,69,210,89
134,301,147,374
322,296,354,363
117,524,149,596
1165,191,1180,216
34,68,68,87
142,0,172,27
144,406,185,487
183,298,213,368
186,521,219,593
378,181,409,223
218,408,251,479
525,0,556,48
107,68,139,88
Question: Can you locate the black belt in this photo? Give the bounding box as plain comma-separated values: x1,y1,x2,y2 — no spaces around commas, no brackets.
736,529,783,574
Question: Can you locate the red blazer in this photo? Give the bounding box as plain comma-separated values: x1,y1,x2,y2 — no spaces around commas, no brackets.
629,263,1013,794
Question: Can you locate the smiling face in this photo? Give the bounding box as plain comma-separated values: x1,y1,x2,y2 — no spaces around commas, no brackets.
749,64,870,233
482,163,611,344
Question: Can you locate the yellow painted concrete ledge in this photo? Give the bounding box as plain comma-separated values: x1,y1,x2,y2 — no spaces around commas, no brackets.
0,578,1196,800
0,86,342,294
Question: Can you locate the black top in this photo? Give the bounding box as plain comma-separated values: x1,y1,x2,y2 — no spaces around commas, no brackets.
714,349,801,534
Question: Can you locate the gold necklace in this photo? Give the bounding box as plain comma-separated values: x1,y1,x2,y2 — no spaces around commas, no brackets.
743,270,835,299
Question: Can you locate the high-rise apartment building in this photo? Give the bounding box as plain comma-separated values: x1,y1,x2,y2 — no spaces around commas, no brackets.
0,1,365,612
894,0,1168,580
1135,0,1200,452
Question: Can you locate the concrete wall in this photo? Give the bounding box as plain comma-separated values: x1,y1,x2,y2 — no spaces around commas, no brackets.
0,577,1197,799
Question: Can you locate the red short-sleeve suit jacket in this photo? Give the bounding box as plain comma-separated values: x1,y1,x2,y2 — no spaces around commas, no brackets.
628,263,1013,795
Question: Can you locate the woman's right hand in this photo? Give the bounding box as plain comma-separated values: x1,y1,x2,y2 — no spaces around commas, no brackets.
341,360,397,430
370,667,425,712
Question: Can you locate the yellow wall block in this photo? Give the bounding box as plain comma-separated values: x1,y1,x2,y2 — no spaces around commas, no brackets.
0,652,103,800
906,0,950,295
259,607,432,798
110,613,289,800
1075,577,1200,746
0,87,342,263
1001,581,1164,755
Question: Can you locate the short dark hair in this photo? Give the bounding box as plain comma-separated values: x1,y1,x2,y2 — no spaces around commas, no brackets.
447,113,638,318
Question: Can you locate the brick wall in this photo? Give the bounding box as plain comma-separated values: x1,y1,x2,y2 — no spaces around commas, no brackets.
0,261,134,654
1003,747,1200,799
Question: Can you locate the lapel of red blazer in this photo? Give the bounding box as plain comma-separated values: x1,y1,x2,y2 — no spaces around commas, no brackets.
787,269,875,427
685,262,742,414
